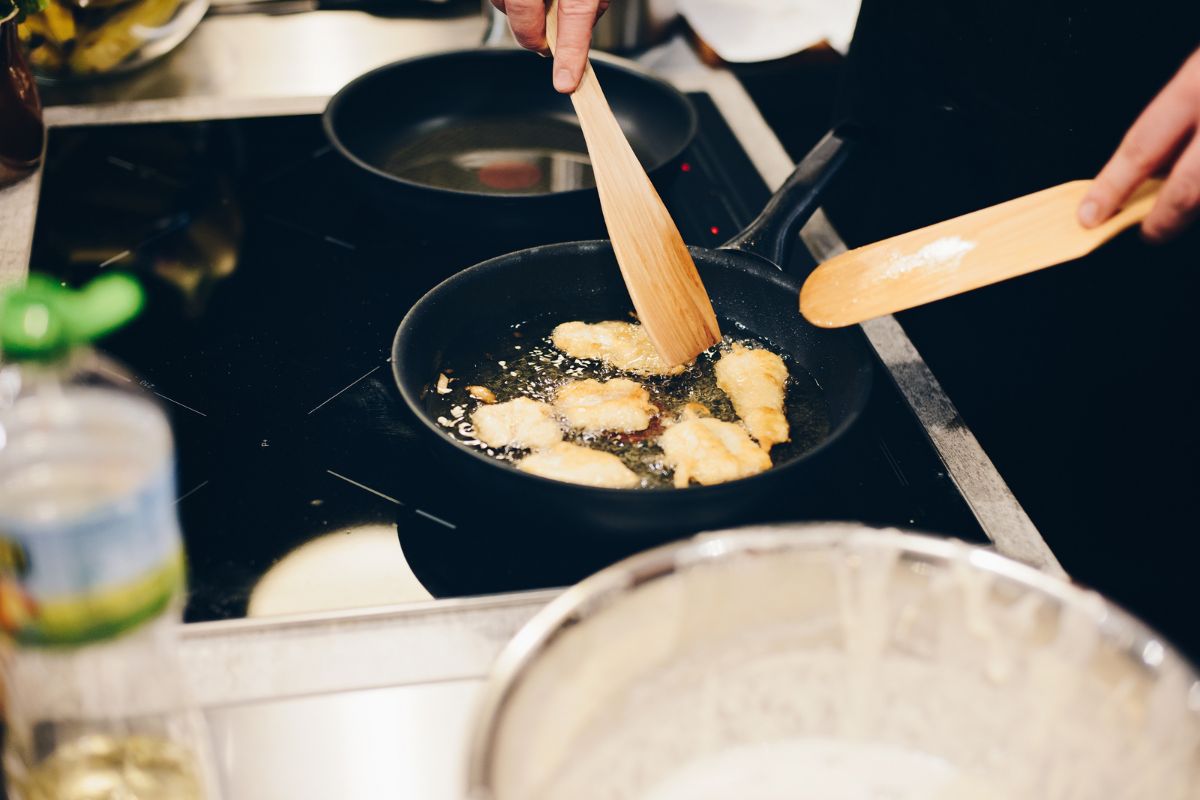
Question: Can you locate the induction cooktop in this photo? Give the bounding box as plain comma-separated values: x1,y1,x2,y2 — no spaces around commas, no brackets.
28,95,988,622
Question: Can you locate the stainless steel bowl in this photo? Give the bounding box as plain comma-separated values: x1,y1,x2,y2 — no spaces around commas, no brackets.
20,0,208,82
468,524,1200,799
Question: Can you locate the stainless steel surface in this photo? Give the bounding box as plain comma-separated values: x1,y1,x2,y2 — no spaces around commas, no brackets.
183,592,553,800
480,1,509,46
206,679,481,800
0,173,39,288
180,589,558,707
593,0,676,51
468,523,1200,799
482,0,676,52
0,25,1073,798
38,9,485,106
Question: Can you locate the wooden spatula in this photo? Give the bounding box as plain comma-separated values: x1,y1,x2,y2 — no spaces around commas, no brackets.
799,179,1163,328
544,0,720,366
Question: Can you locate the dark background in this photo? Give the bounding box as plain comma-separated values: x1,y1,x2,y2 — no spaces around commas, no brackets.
736,35,1199,664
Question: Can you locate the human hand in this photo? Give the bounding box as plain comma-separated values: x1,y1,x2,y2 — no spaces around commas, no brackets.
1079,48,1200,243
491,0,611,93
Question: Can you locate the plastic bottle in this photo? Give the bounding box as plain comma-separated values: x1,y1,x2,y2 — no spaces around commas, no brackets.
0,274,217,800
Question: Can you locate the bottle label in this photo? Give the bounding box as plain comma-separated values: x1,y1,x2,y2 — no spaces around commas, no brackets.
0,464,185,647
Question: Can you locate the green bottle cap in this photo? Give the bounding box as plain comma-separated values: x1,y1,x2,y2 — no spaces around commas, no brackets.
0,273,144,360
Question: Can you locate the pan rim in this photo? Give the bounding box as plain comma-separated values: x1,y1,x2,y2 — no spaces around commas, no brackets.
391,240,874,498
322,48,700,202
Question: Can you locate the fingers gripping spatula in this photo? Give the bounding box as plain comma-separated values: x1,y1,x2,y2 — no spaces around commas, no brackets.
545,0,721,365
800,179,1162,328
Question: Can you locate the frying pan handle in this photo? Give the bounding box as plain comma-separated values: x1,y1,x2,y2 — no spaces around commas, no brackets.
721,127,855,269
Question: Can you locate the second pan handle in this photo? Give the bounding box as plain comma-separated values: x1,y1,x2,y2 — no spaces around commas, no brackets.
721,128,855,270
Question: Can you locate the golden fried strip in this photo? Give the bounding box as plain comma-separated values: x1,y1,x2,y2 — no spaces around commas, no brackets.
517,442,640,488
714,343,790,452
551,321,687,376
554,378,656,432
659,417,772,487
471,397,563,450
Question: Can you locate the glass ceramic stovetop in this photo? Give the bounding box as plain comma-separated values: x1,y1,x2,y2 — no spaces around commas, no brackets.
29,95,988,622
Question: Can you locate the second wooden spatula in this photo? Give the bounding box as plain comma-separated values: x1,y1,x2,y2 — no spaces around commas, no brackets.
545,0,720,366
799,179,1163,328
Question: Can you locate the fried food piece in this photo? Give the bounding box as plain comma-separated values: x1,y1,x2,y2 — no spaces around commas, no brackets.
467,385,497,403
714,343,790,452
551,321,687,376
517,442,640,489
675,402,710,421
659,417,772,488
471,398,562,450
554,378,656,433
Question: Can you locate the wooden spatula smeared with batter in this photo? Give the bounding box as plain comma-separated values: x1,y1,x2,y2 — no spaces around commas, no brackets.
545,0,720,366
799,179,1162,328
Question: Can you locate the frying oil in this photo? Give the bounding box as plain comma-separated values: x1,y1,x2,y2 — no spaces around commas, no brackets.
383,116,595,195
429,317,831,488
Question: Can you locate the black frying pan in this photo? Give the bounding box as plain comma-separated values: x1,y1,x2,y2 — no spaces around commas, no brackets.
323,49,697,235
391,131,873,539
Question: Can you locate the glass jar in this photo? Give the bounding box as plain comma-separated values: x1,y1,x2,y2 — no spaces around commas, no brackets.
0,275,220,800
0,8,43,187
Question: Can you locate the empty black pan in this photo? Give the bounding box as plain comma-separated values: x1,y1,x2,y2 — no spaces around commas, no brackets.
392,131,873,539
323,49,696,235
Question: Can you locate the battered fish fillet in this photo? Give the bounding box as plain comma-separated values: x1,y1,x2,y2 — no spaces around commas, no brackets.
471,397,562,450
517,442,640,489
714,343,790,452
659,417,772,488
554,378,656,433
550,321,687,376
676,402,710,421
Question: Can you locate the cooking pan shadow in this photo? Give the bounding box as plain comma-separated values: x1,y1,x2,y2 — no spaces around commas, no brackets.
323,49,697,237
392,130,873,541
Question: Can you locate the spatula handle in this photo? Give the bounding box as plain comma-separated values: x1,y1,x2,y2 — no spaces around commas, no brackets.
722,128,855,271
543,1,616,169
798,177,1165,330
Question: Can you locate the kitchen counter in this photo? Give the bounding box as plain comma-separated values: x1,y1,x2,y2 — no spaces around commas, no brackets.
0,11,1062,798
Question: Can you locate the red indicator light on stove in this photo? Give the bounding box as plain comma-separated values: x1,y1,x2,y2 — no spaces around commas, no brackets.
710,226,720,236
680,162,692,172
